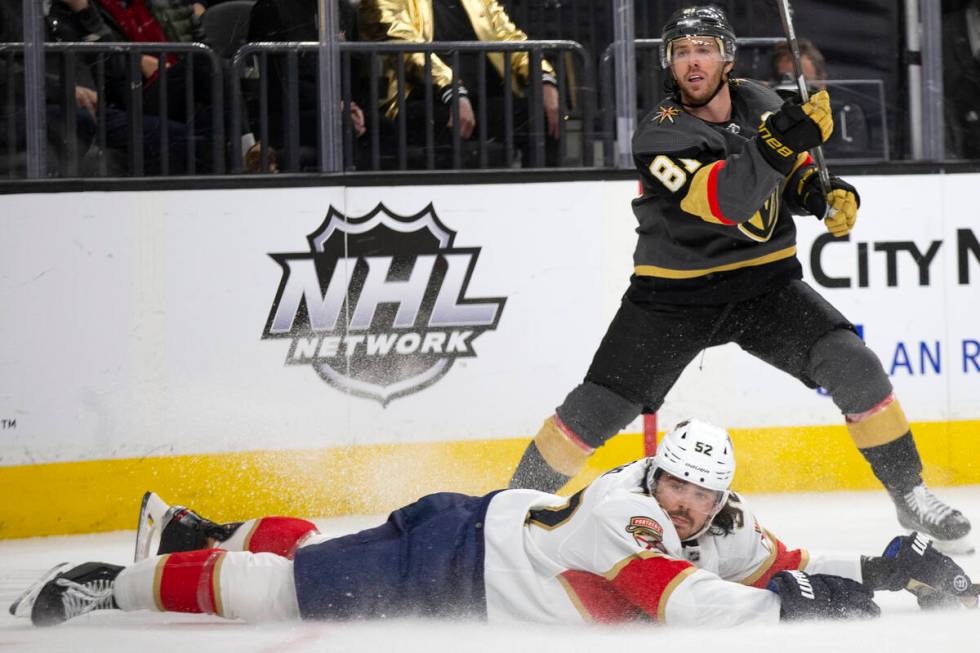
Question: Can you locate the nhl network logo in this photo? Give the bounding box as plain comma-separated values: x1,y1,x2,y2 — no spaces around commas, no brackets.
262,203,506,405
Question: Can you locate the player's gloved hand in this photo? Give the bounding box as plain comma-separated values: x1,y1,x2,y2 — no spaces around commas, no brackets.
767,570,880,620
797,168,860,236
861,532,980,610
756,90,833,174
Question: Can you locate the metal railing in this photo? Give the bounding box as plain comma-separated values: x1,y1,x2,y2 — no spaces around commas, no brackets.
0,41,224,177
0,36,902,178
229,40,596,173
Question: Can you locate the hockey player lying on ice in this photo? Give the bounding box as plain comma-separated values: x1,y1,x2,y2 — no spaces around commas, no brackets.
11,420,980,628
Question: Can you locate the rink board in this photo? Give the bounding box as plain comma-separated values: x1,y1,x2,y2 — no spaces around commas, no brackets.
1,174,979,537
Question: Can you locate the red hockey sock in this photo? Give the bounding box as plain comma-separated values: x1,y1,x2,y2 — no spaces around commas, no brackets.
156,549,226,614
242,517,318,558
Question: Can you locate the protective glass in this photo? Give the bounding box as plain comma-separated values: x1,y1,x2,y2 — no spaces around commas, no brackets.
666,37,725,66
653,473,724,519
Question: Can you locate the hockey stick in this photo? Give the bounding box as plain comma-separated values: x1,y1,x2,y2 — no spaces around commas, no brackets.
774,0,834,214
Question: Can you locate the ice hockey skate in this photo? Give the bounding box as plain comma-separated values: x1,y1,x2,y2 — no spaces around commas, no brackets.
134,491,240,562
12,561,122,627
8,562,71,618
893,484,974,555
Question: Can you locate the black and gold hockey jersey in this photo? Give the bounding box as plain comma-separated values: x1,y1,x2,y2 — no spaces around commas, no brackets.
628,79,815,305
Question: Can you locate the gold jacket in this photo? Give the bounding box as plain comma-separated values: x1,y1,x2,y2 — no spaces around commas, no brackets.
359,0,556,119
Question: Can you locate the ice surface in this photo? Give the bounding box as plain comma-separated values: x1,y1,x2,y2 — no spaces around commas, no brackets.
2,488,980,652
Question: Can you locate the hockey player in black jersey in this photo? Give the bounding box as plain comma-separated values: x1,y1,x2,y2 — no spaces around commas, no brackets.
509,5,972,552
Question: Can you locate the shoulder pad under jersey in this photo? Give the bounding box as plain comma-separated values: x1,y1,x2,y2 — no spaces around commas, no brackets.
731,78,785,115
632,100,721,157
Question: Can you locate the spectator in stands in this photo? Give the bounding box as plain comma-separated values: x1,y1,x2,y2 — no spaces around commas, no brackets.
769,38,873,160
46,0,193,175
87,0,218,170
244,0,367,172
0,0,97,175
358,0,561,168
942,0,980,159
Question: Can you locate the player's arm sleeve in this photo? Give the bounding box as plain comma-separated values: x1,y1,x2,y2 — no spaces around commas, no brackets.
604,554,782,626
721,506,862,587
359,0,456,92
575,497,780,626
633,139,784,226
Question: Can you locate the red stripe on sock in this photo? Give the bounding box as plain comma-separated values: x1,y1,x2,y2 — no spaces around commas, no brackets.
553,415,595,454
158,549,225,614
247,517,318,559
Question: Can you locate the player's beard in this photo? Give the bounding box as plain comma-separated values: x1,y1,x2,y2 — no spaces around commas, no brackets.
677,66,726,108
667,508,695,538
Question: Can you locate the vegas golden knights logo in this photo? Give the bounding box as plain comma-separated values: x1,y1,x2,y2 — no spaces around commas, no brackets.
738,188,780,242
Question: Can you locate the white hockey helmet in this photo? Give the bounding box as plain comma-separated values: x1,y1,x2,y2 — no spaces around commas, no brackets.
646,419,736,539
648,418,736,494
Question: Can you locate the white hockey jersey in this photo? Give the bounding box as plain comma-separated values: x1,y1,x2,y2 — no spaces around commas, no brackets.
482,458,862,626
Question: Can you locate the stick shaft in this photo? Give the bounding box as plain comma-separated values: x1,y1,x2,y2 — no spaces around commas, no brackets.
775,0,832,197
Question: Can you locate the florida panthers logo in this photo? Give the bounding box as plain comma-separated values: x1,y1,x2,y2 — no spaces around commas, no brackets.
626,516,666,551
262,203,506,405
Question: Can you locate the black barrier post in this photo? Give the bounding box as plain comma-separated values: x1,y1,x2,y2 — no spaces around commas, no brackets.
128,52,143,177
61,53,77,177
504,54,513,166
599,50,614,167
424,53,434,170
210,54,224,174
229,57,243,173
396,53,407,170
529,49,544,168
581,50,595,167
259,51,270,172
557,52,567,166
451,50,461,169
185,52,196,175
477,53,487,168
369,53,380,170
285,50,299,172
341,51,353,171
96,57,107,176
4,51,16,176
159,54,170,176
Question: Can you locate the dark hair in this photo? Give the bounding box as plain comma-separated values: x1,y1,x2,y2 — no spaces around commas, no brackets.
770,38,827,80
707,492,744,536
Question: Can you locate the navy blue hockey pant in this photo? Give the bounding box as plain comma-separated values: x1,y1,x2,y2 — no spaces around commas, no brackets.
292,491,499,620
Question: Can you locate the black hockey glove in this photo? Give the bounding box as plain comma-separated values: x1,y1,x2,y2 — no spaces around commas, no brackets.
768,570,880,621
861,532,980,610
755,90,833,174
797,168,861,237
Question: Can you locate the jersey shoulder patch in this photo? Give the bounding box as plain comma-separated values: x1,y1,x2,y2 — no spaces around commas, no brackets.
633,102,718,157
626,515,668,552
593,489,684,558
